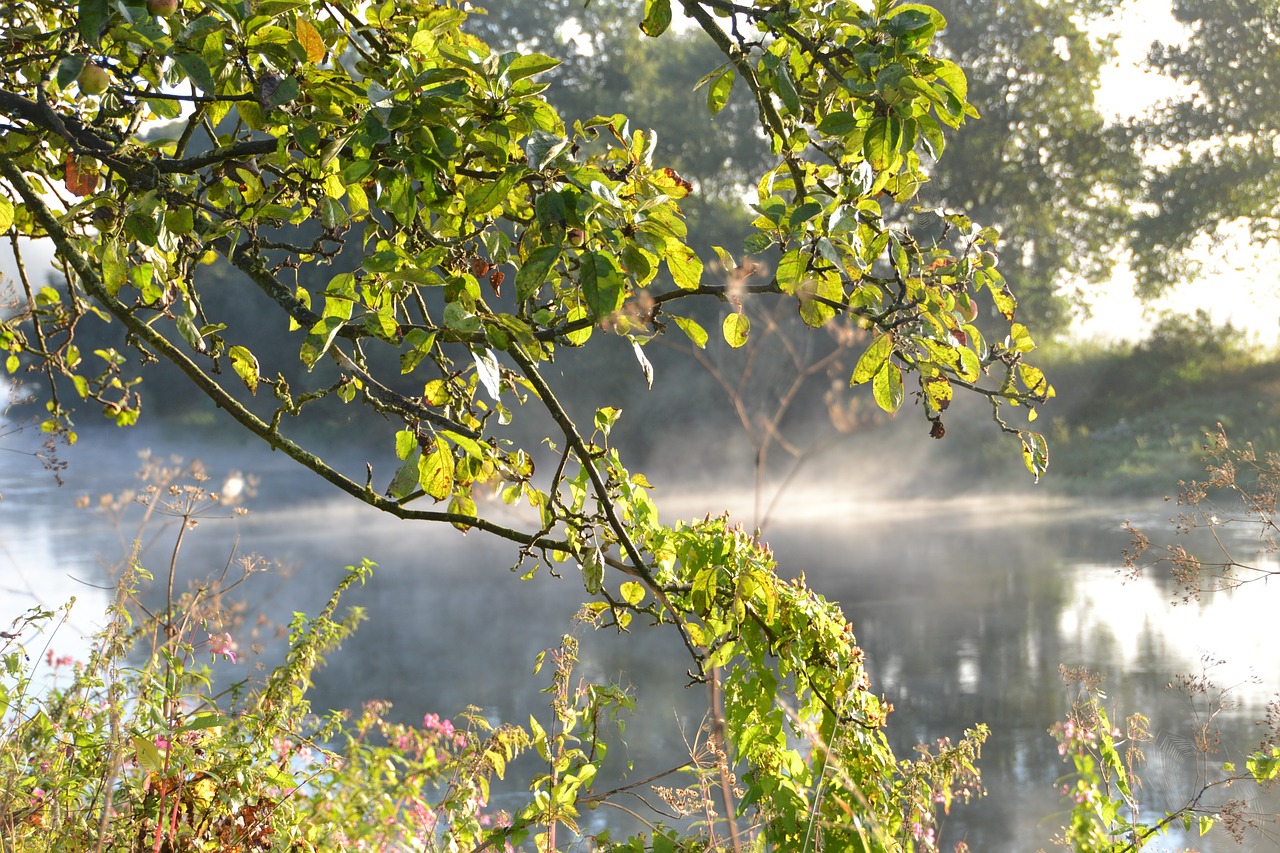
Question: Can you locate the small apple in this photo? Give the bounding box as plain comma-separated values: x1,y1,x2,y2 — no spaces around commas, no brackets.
147,0,180,16
567,228,586,247
979,250,999,270
77,63,111,96
957,294,979,322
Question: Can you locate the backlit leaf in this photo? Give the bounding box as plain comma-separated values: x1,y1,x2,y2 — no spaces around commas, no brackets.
448,491,476,531
228,345,260,394
507,53,560,82
707,68,734,115
418,437,453,501
722,313,750,348
300,316,344,368
620,581,645,605
872,363,904,413
581,251,625,317
666,244,702,290
296,18,326,64
851,333,893,384
132,735,164,774
672,315,708,348
1020,431,1049,481
640,0,671,37
798,272,841,328
864,115,902,172
776,248,806,294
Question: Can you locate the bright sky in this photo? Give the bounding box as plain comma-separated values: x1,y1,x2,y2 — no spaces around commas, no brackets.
1076,0,1280,345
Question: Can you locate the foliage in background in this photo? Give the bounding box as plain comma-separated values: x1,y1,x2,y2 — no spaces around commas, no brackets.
924,0,1137,332
1131,0,1280,296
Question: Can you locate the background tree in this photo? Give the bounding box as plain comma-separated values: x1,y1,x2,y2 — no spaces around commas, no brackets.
1131,0,1280,295
919,0,1138,332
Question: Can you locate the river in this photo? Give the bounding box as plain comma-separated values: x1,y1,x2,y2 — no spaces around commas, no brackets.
1,424,1277,850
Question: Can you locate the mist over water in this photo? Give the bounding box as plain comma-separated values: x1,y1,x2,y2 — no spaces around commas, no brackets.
2,422,1277,850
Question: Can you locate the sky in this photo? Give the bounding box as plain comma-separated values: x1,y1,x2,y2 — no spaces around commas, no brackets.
1077,0,1280,345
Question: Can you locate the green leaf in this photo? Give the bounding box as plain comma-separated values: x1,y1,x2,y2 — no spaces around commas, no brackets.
565,304,592,345
101,240,126,297
228,345,260,395
917,112,945,159
266,76,300,108
1247,748,1280,782
722,313,750,348
506,53,560,82
582,547,604,595
525,131,569,170
956,345,981,382
620,581,645,606
79,0,109,45
319,197,347,230
621,243,655,286
399,329,437,374
132,735,165,774
933,59,968,102
1020,431,1049,481
300,316,344,369
707,68,734,115
465,168,521,217
817,111,860,136
515,245,560,301
56,56,85,90
640,0,672,37
774,63,800,114
165,206,194,235
666,244,702,290
448,491,477,531
581,251,625,317
395,429,417,460
384,454,423,498
174,52,217,95
418,437,453,501
775,248,806,294
743,232,774,254
798,273,841,328
672,316,708,348
594,406,622,436
865,116,902,172
124,212,158,247
872,363,904,413
788,201,823,229
851,333,893,384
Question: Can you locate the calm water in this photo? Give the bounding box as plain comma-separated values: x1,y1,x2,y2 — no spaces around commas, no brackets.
2,426,1278,850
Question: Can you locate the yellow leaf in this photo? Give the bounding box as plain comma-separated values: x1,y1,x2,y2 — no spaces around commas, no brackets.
296,18,325,65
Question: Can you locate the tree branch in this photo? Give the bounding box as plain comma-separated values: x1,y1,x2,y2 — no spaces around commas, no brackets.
0,152,571,557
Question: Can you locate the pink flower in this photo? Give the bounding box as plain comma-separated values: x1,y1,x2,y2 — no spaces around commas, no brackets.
208,632,237,664
31,787,46,801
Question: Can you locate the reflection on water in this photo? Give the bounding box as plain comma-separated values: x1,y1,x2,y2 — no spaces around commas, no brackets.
1,429,1277,850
